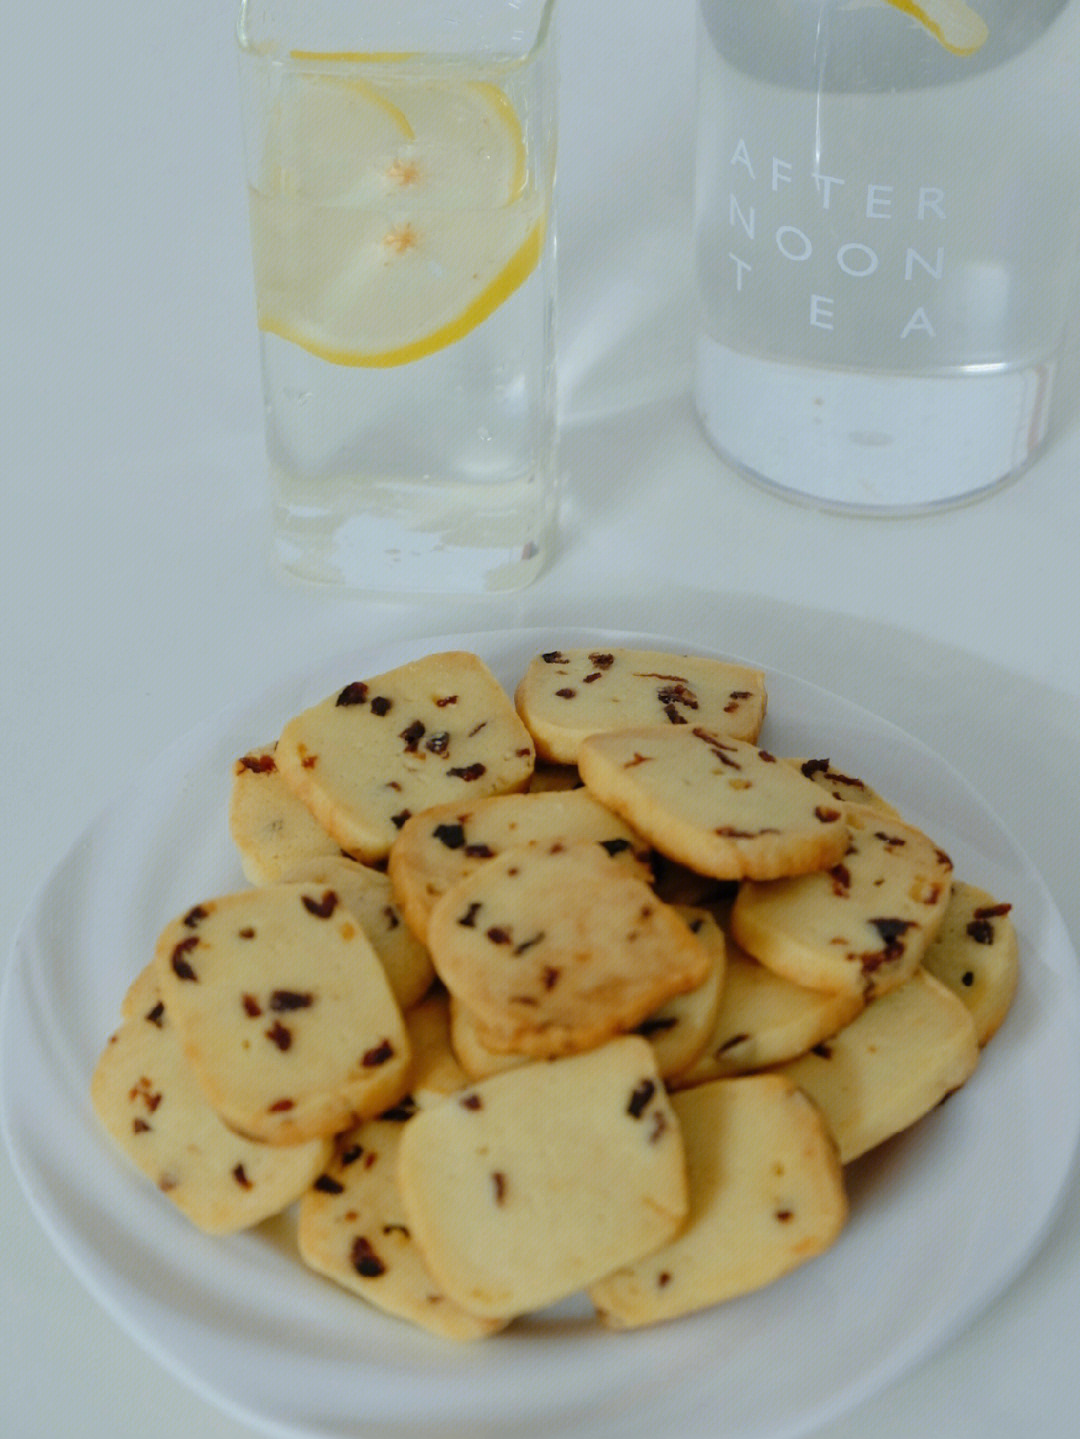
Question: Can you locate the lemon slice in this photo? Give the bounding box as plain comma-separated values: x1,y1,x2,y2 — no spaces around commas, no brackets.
249,68,544,366
263,72,415,205
882,0,989,55
395,80,529,206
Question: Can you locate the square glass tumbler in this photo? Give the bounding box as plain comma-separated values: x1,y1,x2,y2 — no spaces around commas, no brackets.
237,1,558,591
693,1,1080,513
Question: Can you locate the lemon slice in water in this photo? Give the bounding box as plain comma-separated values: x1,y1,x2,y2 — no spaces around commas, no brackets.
249,68,544,367
882,0,989,55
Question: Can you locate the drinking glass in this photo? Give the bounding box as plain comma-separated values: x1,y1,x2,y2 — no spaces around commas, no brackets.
237,1,558,590
693,1,1080,513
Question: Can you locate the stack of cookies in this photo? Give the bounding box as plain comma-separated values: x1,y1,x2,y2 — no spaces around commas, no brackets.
92,646,1018,1336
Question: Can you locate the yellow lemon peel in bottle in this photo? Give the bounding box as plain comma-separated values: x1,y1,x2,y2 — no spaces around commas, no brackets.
882,0,989,56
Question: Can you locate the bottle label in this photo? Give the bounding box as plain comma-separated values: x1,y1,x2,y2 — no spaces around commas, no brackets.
723,136,947,348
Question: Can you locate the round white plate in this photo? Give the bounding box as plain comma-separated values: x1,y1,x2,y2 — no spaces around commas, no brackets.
3,627,1079,1439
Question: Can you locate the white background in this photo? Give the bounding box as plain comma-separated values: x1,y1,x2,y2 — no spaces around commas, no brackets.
2,3,1078,1437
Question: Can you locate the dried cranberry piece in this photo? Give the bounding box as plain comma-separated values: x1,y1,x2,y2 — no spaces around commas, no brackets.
170,937,199,981
869,917,914,958
400,719,425,751
270,990,313,1011
265,1021,292,1051
302,890,338,919
336,682,369,706
627,1079,656,1118
351,1237,386,1277
237,751,276,773
448,762,486,781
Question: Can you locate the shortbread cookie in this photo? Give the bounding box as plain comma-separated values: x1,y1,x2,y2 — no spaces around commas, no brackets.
388,788,651,945
276,652,535,863
280,855,434,1011
589,1075,846,1326
229,744,347,884
578,727,850,881
632,907,726,1077
730,804,953,999
774,968,980,1163
298,1115,504,1340
528,760,582,792
93,967,331,1232
426,841,712,1058
120,948,169,1021
447,996,528,1080
516,647,767,763
397,1037,688,1319
401,990,473,1104
785,757,901,821
671,943,864,1086
921,881,1018,1045
449,908,725,1081
155,883,411,1144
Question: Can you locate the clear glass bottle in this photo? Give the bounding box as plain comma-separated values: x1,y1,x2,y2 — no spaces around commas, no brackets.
236,1,558,591
693,1,1080,512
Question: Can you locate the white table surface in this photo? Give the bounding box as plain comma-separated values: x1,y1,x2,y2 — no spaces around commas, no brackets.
3,3,1078,1437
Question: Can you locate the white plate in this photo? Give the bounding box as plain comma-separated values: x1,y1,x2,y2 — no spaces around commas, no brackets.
4,627,1079,1439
